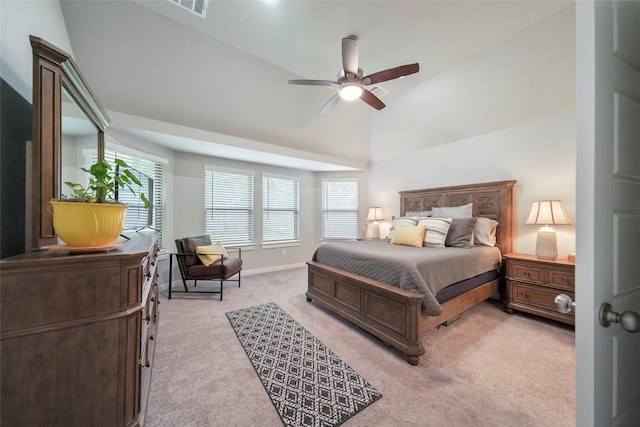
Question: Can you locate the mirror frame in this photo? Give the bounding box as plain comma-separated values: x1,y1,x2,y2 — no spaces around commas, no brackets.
28,36,110,250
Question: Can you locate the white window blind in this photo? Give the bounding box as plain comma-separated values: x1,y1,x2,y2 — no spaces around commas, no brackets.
263,174,299,243
95,150,167,249
204,167,254,245
322,179,360,240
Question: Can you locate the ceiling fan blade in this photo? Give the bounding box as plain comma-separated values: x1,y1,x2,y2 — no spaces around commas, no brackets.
360,89,385,110
288,79,339,87
320,93,341,114
362,63,420,85
341,35,358,76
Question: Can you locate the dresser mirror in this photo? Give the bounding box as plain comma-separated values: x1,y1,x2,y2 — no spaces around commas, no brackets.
61,85,100,198
28,35,110,250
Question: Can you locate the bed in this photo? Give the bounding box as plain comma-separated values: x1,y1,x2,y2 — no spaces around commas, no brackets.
306,180,516,365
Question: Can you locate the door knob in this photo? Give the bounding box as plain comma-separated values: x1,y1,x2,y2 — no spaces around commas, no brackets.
555,294,575,313
599,303,640,333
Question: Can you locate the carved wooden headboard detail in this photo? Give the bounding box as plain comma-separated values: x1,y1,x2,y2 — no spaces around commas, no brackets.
399,180,516,255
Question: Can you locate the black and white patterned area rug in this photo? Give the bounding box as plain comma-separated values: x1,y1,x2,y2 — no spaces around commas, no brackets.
226,302,382,427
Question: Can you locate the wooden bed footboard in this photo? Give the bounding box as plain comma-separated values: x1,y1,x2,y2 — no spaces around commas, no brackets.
306,260,502,365
306,260,425,364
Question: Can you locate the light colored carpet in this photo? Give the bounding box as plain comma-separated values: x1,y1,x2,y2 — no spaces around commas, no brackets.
146,267,575,427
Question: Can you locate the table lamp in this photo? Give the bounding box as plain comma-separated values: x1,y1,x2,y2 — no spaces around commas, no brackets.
366,207,385,239
526,200,571,260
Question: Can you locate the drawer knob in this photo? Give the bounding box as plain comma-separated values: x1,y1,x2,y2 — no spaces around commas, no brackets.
524,271,530,276
562,276,568,282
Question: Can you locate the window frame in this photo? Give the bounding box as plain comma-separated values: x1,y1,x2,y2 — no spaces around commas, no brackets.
204,166,255,246
262,173,300,244
321,178,360,241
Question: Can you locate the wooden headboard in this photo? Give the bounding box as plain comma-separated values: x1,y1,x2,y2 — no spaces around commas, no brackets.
399,180,516,255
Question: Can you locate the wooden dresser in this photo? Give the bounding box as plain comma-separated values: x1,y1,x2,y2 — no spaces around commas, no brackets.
504,253,575,325
0,232,159,426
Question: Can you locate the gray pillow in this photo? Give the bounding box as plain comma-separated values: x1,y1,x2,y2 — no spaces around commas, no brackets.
445,217,478,248
431,202,473,219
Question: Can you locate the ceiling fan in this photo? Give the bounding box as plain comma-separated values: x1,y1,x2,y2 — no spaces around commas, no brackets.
288,35,419,114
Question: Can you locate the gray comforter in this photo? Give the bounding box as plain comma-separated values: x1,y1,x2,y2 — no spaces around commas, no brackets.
312,240,502,316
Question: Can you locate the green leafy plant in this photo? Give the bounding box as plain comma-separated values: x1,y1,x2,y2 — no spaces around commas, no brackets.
64,159,150,208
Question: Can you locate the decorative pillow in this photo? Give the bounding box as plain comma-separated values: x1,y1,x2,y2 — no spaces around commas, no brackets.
431,203,473,219
474,217,499,246
391,225,426,248
445,217,478,248
387,216,419,240
417,217,452,248
405,210,432,218
196,243,229,266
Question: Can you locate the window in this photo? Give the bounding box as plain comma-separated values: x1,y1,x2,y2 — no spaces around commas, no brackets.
204,166,254,245
96,150,167,249
321,178,360,240
263,174,299,243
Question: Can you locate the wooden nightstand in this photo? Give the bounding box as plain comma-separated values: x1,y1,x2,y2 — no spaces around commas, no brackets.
503,253,575,325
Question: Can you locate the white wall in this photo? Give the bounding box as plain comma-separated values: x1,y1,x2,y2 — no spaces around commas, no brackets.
0,0,72,98
369,4,575,162
367,113,576,258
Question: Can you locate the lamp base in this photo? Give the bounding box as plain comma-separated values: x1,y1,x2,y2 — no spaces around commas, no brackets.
370,222,380,239
535,227,558,260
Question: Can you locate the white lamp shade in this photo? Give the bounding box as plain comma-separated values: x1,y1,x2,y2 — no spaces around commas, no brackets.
367,207,384,222
526,200,571,225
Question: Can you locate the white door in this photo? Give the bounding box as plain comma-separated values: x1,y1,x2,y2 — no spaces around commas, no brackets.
576,1,640,426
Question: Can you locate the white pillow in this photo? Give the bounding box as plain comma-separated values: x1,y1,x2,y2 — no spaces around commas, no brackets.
387,216,418,240
473,217,499,246
431,203,473,219
417,217,452,248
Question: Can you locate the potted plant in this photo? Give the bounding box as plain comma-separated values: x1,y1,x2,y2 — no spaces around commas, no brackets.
50,159,150,247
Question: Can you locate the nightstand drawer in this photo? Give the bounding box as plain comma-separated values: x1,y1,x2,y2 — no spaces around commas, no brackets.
512,282,575,315
549,269,575,289
510,263,544,283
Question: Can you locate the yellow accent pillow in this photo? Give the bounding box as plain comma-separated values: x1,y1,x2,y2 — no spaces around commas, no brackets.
196,243,229,266
391,225,426,248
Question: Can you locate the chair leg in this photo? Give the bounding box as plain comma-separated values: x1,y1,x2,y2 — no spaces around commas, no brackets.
169,254,173,300
238,271,241,287
220,276,224,301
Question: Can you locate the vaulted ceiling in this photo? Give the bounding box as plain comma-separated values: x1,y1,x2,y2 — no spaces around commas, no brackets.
59,0,573,170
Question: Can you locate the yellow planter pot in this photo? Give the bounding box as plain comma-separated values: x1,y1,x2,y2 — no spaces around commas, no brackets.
50,201,127,247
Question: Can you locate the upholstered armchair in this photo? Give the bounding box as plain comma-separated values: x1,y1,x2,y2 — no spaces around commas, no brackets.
169,235,242,300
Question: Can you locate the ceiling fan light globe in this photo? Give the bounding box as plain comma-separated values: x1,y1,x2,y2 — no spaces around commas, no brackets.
339,84,363,101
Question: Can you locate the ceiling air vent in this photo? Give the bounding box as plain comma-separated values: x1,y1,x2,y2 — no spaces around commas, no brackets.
170,0,208,17
367,84,389,98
